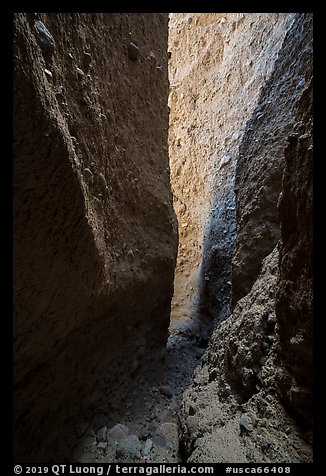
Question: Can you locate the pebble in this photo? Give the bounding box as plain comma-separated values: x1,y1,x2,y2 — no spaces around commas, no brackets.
158,385,173,398
34,20,56,50
152,433,167,448
44,68,52,78
267,314,276,325
76,67,85,77
208,368,218,382
107,424,129,442
257,435,272,450
83,52,92,70
143,438,153,456
84,168,93,179
186,415,199,434
98,441,107,449
239,413,253,432
97,426,107,442
255,395,269,407
98,172,107,189
117,435,142,459
128,42,140,61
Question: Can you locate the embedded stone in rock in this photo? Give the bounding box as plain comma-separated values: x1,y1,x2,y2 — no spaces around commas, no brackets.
44,68,52,78
189,404,197,416
83,52,92,70
158,385,173,397
34,20,55,51
107,424,129,442
128,42,140,61
14,12,176,462
267,314,276,325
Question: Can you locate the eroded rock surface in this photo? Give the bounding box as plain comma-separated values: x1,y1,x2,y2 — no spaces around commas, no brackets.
275,30,313,428
13,13,177,462
178,13,313,463
179,249,312,463
232,13,313,306
168,13,295,328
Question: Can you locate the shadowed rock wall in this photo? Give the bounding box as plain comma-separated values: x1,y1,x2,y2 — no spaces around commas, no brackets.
13,12,177,462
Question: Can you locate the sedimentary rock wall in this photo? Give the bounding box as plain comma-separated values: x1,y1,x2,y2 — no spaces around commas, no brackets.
168,13,294,327
232,13,313,306
275,32,313,427
179,13,313,463
13,12,177,462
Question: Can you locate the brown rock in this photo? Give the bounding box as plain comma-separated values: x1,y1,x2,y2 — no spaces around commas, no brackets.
13,12,177,462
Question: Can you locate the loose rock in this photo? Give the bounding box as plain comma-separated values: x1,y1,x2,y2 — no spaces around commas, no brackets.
117,435,142,459
128,42,140,61
107,424,129,442
239,413,253,432
143,438,153,456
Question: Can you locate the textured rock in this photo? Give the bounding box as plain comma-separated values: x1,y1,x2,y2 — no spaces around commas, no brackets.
143,438,153,456
156,422,179,450
13,13,177,462
179,249,312,463
168,13,295,328
178,13,313,463
107,424,129,442
117,435,142,460
158,385,173,397
97,427,107,442
275,27,313,427
232,13,313,306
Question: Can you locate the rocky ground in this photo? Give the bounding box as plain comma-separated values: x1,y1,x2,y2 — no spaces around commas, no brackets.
69,320,208,463
179,248,313,463
69,268,313,464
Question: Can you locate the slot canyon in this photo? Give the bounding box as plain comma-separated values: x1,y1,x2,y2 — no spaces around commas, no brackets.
13,13,313,464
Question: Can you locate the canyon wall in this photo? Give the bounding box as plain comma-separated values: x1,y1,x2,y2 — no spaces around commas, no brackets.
275,44,313,427
232,13,313,306
13,13,177,462
179,13,313,462
168,13,295,328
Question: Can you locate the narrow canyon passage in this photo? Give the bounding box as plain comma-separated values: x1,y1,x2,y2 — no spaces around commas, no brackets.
13,12,313,464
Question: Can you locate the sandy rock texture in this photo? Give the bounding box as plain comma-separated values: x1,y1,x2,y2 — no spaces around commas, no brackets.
13,13,177,462
232,14,313,306
179,13,313,463
168,13,295,328
179,248,312,463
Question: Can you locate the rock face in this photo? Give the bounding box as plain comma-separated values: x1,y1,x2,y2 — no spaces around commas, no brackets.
232,14,313,306
179,249,312,463
13,13,177,462
179,13,313,463
275,39,313,427
168,13,295,328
